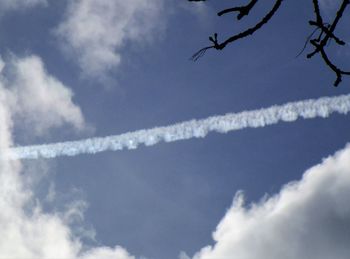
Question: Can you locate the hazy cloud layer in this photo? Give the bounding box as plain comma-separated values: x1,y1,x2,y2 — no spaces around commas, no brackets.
178,1,209,21
0,0,46,13
56,0,164,79
319,0,343,10
1,55,85,135
193,144,350,259
0,55,134,258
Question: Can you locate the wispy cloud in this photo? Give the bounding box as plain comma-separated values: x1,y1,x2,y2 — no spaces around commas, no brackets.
10,94,350,160
0,0,46,14
193,143,350,259
55,0,164,80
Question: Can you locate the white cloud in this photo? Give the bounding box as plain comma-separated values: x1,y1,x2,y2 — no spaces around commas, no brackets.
193,144,350,259
0,54,135,259
80,246,135,259
56,0,164,79
1,55,85,136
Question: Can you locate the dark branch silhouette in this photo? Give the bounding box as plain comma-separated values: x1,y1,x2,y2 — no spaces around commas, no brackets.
188,0,350,86
307,0,350,86
217,0,258,20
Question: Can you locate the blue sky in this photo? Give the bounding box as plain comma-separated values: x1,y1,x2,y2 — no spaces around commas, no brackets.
0,1,350,259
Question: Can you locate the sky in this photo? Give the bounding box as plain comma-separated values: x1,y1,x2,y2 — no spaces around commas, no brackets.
0,0,350,259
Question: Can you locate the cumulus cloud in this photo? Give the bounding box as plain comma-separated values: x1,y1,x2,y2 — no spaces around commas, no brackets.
193,144,350,259
55,0,164,79
0,55,134,258
1,55,85,135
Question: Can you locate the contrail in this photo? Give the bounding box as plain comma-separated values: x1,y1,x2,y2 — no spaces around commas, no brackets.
7,94,350,160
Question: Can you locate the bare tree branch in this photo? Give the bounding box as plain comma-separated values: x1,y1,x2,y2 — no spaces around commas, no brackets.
188,0,350,86
191,0,284,60
307,0,350,86
218,0,258,20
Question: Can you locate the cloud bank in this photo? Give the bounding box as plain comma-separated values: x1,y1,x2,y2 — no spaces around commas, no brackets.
193,143,350,259
9,93,350,160
0,55,134,259
56,0,164,79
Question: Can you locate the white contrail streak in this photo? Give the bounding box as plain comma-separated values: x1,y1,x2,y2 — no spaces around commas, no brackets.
7,94,350,160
